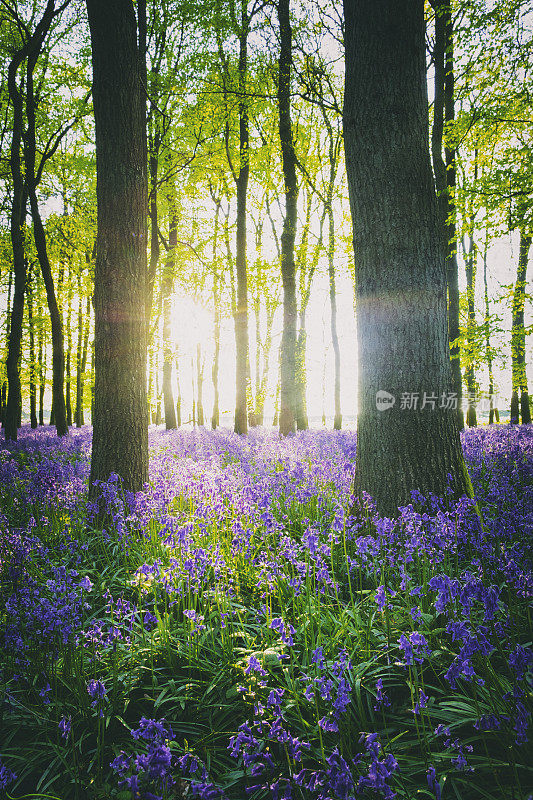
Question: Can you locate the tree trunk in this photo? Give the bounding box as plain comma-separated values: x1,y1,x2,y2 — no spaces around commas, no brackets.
27,266,38,428
65,266,73,426
234,9,250,435
197,343,204,426
87,0,148,495
343,0,472,515
77,295,91,426
75,272,83,427
38,295,45,426
511,232,531,424
176,350,182,427
431,0,463,430
5,46,28,441
256,305,275,426
463,227,477,427
273,374,280,428
211,198,222,429
2,268,13,427
29,186,68,436
328,204,341,430
278,0,298,436
483,232,498,423
162,190,177,430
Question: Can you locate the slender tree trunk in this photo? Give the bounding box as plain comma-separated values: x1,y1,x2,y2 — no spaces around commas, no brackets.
38,295,45,426
76,294,91,426
87,0,149,495
75,273,83,427
278,0,298,436
256,306,275,426
328,204,341,430
273,371,280,427
176,350,182,427
431,0,463,429
197,343,204,426
343,0,471,515
294,190,311,431
463,227,477,427
27,267,38,428
511,232,531,424
162,189,177,429
2,268,13,427
29,187,68,436
147,147,160,330
5,48,28,441
22,40,68,437
211,198,221,429
234,7,250,435
483,232,498,423
295,208,324,429
65,266,73,426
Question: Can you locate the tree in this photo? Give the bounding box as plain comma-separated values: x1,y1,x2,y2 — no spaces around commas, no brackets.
86,0,148,496
277,0,298,436
510,232,531,424
430,0,463,430
343,0,472,515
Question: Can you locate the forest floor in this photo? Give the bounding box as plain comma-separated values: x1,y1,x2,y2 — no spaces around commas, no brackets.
0,425,532,800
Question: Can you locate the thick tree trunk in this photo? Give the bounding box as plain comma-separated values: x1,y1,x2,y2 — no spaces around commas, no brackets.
87,0,148,495
278,0,298,436
234,12,250,435
343,0,471,516
511,232,531,424
431,0,463,430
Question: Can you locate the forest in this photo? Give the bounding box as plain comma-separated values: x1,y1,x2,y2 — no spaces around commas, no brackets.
0,0,532,799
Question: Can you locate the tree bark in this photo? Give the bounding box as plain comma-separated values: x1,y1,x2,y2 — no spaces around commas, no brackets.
86,0,149,495
482,232,498,423
162,189,177,430
431,0,463,430
278,0,298,436
463,227,477,427
38,294,45,426
27,266,38,428
234,5,250,435
5,40,29,441
211,197,222,429
197,343,204,426
75,271,83,426
24,45,68,437
343,0,472,516
65,266,73,426
511,232,531,424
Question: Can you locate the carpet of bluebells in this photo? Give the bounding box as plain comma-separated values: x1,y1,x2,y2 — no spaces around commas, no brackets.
0,424,532,800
